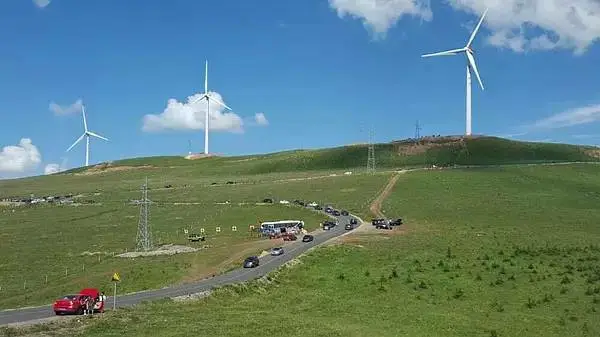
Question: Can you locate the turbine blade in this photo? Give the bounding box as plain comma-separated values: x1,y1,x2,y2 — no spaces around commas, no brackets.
466,52,484,90
66,134,85,152
82,105,88,132
466,8,489,48
204,60,208,94
191,94,208,104
421,48,465,58
87,131,109,141
208,95,232,111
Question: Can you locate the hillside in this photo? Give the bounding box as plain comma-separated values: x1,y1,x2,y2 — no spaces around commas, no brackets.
61,136,600,175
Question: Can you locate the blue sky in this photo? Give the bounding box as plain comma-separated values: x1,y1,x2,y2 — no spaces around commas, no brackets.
1,0,600,177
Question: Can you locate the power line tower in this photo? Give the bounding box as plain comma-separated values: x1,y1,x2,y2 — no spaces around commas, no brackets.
415,120,422,140
367,130,375,174
136,177,153,252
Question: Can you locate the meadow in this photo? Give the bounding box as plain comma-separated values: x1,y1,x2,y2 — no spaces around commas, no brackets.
0,170,390,310
9,163,599,337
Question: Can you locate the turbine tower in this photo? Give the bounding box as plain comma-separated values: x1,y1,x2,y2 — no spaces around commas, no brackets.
191,60,233,155
421,8,488,136
66,104,109,167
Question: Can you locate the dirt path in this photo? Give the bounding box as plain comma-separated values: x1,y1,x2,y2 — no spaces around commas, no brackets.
369,172,403,218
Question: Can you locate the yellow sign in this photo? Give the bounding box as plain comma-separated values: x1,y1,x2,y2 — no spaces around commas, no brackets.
112,272,121,282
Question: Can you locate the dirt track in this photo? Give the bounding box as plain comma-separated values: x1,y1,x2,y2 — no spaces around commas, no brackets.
369,172,403,219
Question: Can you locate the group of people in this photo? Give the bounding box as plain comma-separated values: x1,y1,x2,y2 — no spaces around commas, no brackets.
82,291,107,315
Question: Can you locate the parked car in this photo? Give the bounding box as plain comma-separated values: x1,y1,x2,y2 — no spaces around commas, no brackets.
53,294,90,315
262,198,274,203
270,247,284,256
243,256,260,268
350,218,358,225
322,220,336,230
325,207,333,213
302,235,314,242
345,223,354,230
341,210,349,216
375,222,392,230
333,210,341,216
389,218,403,226
372,218,386,226
314,205,323,210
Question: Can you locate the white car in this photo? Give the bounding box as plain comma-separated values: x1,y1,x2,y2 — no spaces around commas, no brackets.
308,202,318,207
279,200,290,204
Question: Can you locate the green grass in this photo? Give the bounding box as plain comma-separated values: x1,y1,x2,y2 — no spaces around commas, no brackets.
13,163,599,337
0,171,389,310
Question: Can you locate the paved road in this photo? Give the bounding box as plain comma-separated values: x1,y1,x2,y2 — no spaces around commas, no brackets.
0,210,358,326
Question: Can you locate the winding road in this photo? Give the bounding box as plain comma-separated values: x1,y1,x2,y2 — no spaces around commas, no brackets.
0,210,361,326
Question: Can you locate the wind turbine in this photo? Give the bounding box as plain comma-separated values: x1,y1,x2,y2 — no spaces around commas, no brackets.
191,60,233,155
421,8,488,136
66,104,109,167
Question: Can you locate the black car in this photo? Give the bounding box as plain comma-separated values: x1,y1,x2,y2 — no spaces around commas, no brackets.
372,218,386,226
341,210,349,216
263,198,274,204
325,207,333,213
345,223,354,230
389,218,403,226
350,218,358,225
322,221,336,230
302,235,314,242
375,223,392,230
243,256,260,268
333,210,341,216
314,205,323,210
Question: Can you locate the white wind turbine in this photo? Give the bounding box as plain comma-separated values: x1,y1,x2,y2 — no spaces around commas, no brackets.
421,8,488,136
191,60,233,155
66,104,109,167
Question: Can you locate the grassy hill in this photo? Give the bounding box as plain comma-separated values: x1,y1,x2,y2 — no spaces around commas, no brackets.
6,163,600,337
57,135,600,175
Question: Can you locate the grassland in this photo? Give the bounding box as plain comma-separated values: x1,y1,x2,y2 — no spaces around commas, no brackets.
0,168,390,310
8,163,599,337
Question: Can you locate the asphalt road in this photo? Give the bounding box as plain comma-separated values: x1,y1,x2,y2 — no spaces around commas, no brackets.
0,210,358,326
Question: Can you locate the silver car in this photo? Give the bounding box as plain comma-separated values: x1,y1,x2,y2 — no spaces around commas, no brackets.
270,247,284,256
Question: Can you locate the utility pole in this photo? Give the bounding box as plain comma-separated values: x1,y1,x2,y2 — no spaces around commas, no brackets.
367,129,375,174
135,177,152,252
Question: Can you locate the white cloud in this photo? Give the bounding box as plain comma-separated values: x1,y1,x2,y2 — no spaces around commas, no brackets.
254,113,269,126
49,99,83,116
142,92,244,133
447,0,600,54
0,138,42,173
44,163,60,175
329,0,432,37
530,103,600,130
33,0,51,8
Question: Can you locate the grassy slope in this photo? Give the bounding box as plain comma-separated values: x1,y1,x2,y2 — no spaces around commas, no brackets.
0,170,389,309
30,163,599,337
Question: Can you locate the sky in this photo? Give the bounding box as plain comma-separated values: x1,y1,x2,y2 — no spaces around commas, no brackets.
1,0,600,178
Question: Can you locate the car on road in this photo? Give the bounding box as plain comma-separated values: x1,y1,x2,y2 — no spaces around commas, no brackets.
345,223,354,230
53,294,90,315
341,210,349,216
333,210,341,216
243,256,260,268
350,218,358,225
270,247,284,256
302,234,314,242
322,221,337,230
308,202,318,207
325,207,333,213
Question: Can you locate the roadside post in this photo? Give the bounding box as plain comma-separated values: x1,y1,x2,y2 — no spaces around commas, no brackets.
111,272,121,310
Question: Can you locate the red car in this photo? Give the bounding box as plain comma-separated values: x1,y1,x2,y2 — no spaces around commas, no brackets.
53,288,105,315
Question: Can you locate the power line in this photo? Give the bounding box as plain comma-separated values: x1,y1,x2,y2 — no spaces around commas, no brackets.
136,177,153,252
367,129,375,174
